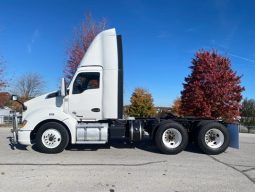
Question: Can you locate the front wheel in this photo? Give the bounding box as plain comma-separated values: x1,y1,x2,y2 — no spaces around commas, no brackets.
155,122,188,154
197,122,229,155
35,122,69,154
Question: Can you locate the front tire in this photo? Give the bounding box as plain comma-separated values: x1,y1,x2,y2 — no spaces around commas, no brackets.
35,122,69,154
197,122,229,155
155,122,188,154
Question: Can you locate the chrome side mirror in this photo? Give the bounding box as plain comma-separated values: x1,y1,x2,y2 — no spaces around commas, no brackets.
11,95,27,111
61,78,67,97
11,95,18,101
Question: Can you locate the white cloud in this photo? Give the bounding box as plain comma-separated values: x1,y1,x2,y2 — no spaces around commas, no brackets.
229,53,255,64
27,29,40,54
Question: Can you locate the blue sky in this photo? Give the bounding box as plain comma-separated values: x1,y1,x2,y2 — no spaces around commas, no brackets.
0,0,254,106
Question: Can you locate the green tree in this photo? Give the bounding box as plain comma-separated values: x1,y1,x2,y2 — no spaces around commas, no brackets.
241,98,255,117
240,98,255,126
127,88,156,118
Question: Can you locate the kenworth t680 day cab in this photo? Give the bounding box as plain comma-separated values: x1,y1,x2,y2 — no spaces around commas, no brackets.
11,28,238,155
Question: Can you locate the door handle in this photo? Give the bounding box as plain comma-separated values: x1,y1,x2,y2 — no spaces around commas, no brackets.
91,108,100,112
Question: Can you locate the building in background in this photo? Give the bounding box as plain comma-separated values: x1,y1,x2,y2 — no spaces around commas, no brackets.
0,106,12,124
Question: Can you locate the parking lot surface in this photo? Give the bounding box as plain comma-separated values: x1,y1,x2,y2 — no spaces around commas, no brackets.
0,127,254,192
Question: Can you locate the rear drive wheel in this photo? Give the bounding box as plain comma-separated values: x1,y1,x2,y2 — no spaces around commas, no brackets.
197,122,229,155
155,122,188,154
35,122,69,154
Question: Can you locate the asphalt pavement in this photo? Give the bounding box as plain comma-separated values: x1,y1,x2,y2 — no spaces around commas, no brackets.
0,127,254,192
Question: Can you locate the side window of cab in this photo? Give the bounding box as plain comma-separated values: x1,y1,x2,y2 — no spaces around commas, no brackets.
72,72,100,94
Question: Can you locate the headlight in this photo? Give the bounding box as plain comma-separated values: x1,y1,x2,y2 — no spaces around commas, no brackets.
20,120,27,128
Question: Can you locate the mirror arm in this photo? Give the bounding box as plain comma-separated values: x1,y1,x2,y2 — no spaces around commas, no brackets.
16,100,27,111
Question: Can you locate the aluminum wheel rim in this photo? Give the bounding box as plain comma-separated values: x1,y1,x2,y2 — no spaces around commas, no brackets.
42,129,62,149
162,128,182,149
205,128,224,149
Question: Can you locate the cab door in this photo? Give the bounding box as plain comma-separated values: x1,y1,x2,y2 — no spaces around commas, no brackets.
68,70,102,121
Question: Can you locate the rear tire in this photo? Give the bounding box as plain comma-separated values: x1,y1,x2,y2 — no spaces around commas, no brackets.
35,122,69,154
155,122,188,154
197,122,229,155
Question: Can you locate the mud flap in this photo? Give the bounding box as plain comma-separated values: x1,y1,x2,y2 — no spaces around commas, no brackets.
227,123,239,149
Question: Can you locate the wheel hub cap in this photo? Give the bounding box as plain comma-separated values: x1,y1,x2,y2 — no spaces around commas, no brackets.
42,129,62,149
162,128,182,149
205,128,224,149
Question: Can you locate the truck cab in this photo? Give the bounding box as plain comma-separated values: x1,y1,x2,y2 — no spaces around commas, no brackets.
12,29,124,152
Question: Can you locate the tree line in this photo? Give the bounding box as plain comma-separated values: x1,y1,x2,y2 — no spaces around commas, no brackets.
0,14,254,125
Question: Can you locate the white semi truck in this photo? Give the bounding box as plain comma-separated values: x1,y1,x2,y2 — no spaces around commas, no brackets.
11,28,238,155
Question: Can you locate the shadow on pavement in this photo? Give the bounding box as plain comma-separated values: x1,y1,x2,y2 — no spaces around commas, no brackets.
7,134,203,154
31,143,111,153
184,143,203,154
63,138,161,153
63,140,203,154
6,136,28,151
66,144,111,151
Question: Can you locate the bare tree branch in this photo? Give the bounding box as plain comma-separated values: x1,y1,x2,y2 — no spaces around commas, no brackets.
0,57,7,91
13,73,45,99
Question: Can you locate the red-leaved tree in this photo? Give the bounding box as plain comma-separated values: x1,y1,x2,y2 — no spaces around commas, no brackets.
0,92,10,108
180,50,244,121
64,14,106,83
